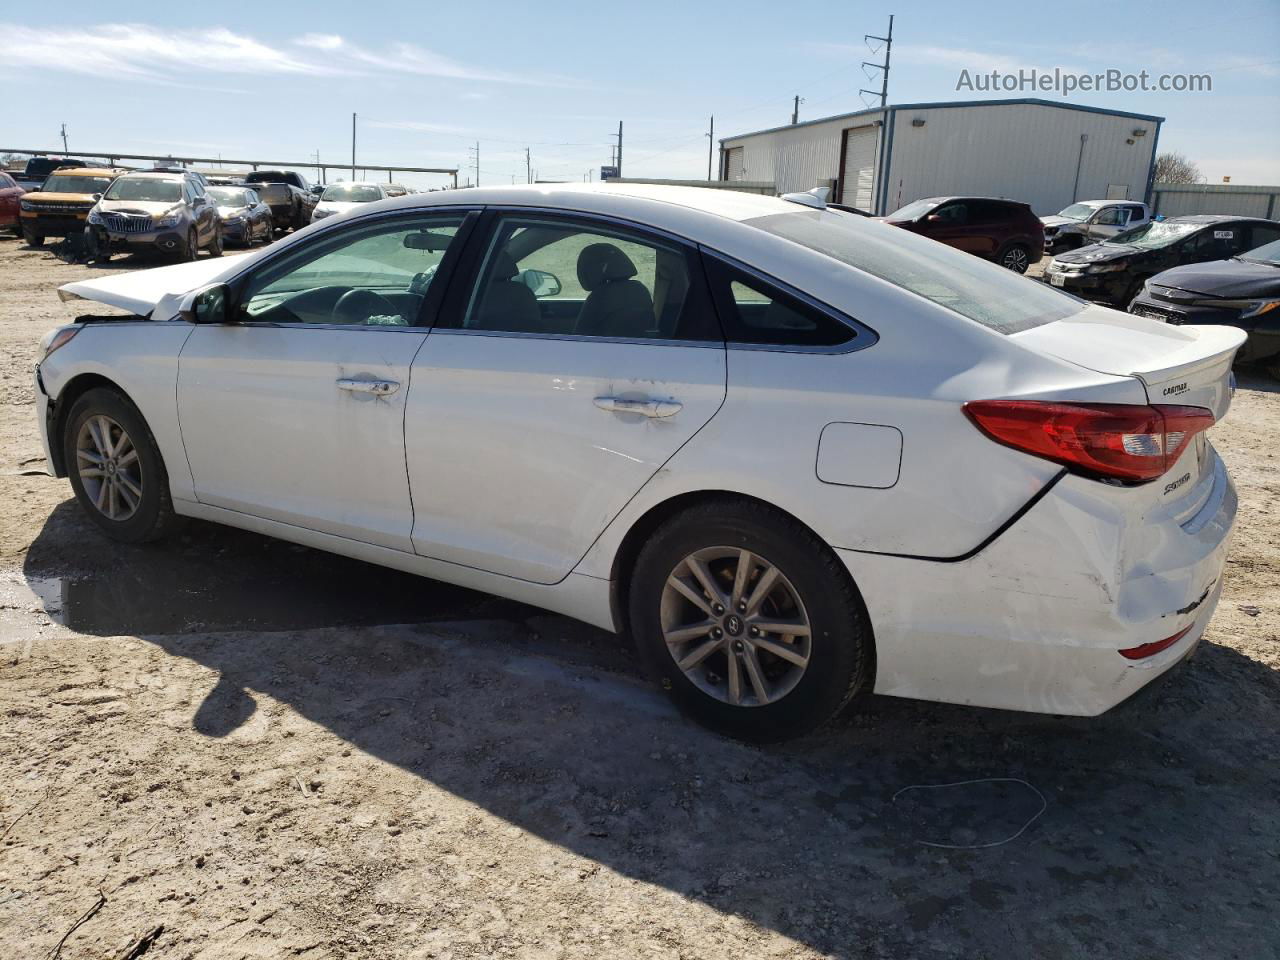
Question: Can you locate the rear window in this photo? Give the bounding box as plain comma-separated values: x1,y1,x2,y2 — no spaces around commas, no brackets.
746,210,1084,335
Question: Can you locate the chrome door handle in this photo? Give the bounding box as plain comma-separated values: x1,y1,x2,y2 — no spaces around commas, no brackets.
593,396,683,418
337,377,400,396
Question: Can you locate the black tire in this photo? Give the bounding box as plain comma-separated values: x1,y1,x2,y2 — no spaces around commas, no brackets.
208,224,224,257
999,242,1031,273
63,388,180,544
183,227,199,262
628,499,873,742
23,226,44,247
292,202,304,231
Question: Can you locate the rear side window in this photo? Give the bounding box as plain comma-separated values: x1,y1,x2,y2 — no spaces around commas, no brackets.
747,210,1084,335
704,257,857,348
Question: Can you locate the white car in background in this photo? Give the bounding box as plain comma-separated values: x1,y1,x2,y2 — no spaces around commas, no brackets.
310,181,388,222
36,184,1243,740
1042,200,1152,253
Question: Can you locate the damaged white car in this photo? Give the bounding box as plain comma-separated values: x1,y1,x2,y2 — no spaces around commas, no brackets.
35,184,1243,740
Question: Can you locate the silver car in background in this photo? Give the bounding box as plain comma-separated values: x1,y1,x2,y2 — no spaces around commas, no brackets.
86,172,223,262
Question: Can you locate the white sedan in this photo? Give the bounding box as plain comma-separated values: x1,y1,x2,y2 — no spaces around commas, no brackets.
37,184,1243,740
310,181,388,222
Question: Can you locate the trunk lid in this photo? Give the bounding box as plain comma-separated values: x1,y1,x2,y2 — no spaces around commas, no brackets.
1013,305,1245,420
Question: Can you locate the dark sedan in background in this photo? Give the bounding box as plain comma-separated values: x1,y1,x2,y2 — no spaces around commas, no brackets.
205,186,273,246
1043,215,1280,307
1131,236,1280,378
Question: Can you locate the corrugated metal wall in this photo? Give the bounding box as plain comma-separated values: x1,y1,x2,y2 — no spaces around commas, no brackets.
721,111,885,198
880,103,1157,216
1152,183,1280,218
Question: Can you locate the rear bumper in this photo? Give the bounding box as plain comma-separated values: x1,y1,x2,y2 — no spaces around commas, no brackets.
841,451,1237,716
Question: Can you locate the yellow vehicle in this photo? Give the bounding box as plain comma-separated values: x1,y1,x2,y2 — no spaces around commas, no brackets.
19,167,128,246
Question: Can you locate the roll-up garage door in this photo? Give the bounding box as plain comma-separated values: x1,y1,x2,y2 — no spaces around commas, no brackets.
841,126,877,209
725,147,744,181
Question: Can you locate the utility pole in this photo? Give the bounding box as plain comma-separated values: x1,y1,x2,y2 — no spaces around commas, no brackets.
525,148,531,184
60,123,68,153
706,115,715,180
468,141,480,187
615,121,624,176
351,113,357,179
860,15,894,110
791,96,804,124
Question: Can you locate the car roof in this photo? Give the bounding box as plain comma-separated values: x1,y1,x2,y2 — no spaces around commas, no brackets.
327,181,384,189
47,167,125,177
382,182,800,224
117,171,186,181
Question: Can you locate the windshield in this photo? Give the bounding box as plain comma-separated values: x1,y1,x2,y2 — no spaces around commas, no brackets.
208,187,252,206
1106,221,1200,249
322,184,383,202
104,178,182,203
883,198,939,222
746,210,1084,335
40,175,115,194
1240,238,1280,266
1057,203,1096,221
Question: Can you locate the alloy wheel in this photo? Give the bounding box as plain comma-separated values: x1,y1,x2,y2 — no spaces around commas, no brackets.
660,546,812,707
75,415,143,522
1002,246,1029,272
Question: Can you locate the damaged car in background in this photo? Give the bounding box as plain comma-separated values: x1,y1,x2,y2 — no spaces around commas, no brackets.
85,171,223,262
205,185,273,246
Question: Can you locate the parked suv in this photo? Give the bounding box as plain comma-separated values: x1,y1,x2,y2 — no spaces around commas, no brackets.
86,171,223,262
878,196,1044,272
1041,200,1151,254
18,167,126,246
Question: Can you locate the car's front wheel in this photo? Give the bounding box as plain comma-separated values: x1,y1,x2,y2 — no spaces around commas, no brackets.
22,226,44,247
207,224,224,257
628,500,873,741
999,243,1031,273
63,388,179,543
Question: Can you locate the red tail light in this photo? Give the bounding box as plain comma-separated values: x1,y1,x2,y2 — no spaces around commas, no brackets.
1118,624,1195,660
962,400,1215,483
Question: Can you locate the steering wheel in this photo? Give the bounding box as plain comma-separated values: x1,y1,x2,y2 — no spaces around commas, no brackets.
334,288,398,325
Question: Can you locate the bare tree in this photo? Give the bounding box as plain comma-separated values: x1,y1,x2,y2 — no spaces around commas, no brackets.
1154,151,1204,185
0,152,29,171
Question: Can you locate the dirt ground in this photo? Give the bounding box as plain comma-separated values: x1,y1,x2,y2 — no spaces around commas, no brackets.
1,234,1278,960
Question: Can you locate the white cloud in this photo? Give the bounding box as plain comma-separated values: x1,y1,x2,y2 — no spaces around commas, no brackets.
0,23,569,87
0,23,335,78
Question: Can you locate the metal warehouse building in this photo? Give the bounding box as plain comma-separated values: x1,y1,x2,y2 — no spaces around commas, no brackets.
719,97,1163,216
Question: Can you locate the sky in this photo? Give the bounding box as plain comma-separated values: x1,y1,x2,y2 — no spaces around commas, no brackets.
3,0,1278,191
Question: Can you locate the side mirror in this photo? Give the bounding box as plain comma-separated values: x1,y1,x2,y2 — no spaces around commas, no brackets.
518,268,561,298
91,193,102,201
179,283,230,325
925,213,943,222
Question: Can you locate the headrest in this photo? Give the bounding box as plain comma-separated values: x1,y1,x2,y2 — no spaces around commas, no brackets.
489,250,520,281
576,243,638,291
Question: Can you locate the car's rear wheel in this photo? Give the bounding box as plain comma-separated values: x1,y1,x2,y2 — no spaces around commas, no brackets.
63,388,179,543
628,500,873,741
999,243,1031,273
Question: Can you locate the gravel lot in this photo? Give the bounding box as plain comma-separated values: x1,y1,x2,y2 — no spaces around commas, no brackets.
1,235,1278,960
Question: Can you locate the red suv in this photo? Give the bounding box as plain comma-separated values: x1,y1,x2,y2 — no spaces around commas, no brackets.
878,196,1045,273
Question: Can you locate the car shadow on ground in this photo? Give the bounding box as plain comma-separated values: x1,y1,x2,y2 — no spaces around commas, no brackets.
20,499,1280,958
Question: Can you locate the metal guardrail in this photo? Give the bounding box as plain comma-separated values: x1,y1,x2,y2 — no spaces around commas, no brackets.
2,148,459,187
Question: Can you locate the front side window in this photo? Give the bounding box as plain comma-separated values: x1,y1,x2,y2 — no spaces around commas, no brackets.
747,209,1084,335
456,216,717,341
237,215,464,326
931,202,969,225
1094,207,1125,226
885,198,940,222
